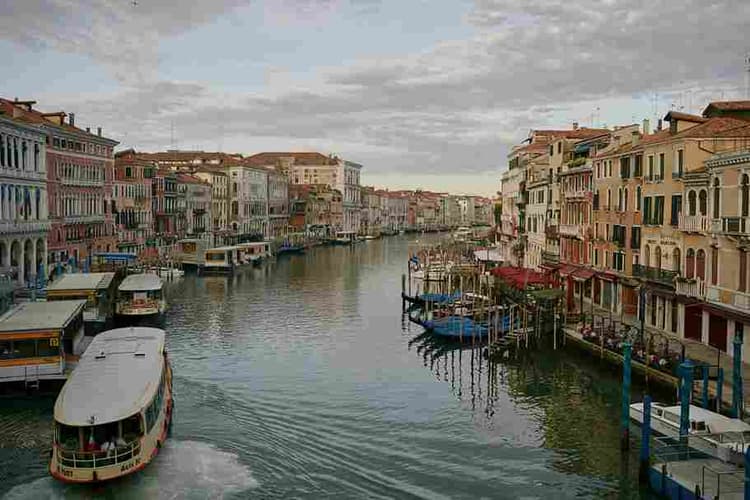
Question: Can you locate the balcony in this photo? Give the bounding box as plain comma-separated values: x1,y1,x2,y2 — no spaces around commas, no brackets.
63,214,105,224
707,285,750,312
712,217,749,235
679,214,710,233
563,189,590,200
559,224,583,239
0,220,51,234
632,264,678,285
675,278,706,299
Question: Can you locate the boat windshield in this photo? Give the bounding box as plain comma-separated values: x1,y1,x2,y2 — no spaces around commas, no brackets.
56,413,143,452
120,289,162,301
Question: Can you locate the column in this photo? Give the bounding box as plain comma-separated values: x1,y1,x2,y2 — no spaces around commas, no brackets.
30,239,37,285
728,319,736,358
677,302,686,340
17,241,24,286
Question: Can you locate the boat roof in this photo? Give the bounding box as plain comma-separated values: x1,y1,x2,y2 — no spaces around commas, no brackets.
206,246,239,252
0,300,85,333
47,273,115,292
118,273,163,292
54,327,166,426
662,405,750,432
237,241,270,246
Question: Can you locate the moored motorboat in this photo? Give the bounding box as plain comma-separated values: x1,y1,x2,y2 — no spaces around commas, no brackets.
49,327,173,483
630,401,750,464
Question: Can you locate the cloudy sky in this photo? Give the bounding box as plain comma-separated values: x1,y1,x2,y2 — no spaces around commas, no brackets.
2,0,749,195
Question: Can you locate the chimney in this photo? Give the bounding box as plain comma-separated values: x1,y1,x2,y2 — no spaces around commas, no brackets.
631,130,640,146
642,118,650,135
97,127,102,137
656,119,662,131
69,113,75,127
572,122,579,130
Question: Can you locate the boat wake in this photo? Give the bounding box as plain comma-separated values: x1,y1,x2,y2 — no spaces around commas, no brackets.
2,440,258,499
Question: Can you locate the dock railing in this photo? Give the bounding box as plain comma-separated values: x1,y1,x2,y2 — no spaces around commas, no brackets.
701,462,744,497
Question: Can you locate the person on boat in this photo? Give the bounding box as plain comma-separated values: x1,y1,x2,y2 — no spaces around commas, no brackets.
85,432,98,452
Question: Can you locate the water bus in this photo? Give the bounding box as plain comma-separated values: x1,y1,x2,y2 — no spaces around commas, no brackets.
49,327,173,483
630,401,750,464
116,274,166,324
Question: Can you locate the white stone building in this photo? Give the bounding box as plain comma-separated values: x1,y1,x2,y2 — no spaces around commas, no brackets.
0,116,49,285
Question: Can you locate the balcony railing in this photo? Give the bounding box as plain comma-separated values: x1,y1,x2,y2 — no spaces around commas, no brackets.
559,224,584,239
563,189,590,199
675,278,706,299
63,214,105,224
0,220,51,234
679,214,710,233
707,285,750,312
714,217,749,235
632,264,678,285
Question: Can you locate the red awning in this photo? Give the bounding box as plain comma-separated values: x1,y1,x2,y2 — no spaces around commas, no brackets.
558,264,577,277
571,268,595,282
597,270,619,282
490,266,549,289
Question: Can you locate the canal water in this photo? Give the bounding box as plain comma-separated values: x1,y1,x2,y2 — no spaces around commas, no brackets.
0,235,659,499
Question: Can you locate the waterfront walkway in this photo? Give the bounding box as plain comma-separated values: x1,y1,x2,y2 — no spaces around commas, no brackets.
565,302,750,415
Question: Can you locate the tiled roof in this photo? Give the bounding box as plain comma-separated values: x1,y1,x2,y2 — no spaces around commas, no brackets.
664,111,707,123
0,97,118,143
531,128,610,139
245,152,339,166
176,173,207,184
703,101,750,112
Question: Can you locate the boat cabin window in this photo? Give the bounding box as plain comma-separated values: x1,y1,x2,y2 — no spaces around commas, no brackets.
691,421,707,432
206,252,226,262
144,366,167,432
663,412,680,425
0,338,60,359
56,414,144,452
121,289,162,301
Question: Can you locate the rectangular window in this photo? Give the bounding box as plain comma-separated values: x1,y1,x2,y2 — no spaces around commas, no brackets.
620,156,631,179
643,197,652,224
677,149,684,175
631,226,641,249
670,195,682,226
671,300,678,333
37,338,60,357
648,155,654,180
654,196,665,225
659,153,665,180
634,154,643,177
558,142,562,154
594,249,599,266
712,247,719,286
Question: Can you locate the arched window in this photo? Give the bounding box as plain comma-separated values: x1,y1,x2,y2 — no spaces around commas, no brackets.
624,188,629,211
644,244,651,267
655,246,662,270
742,174,749,217
686,249,695,278
688,190,697,216
696,249,706,280
713,178,721,219
618,188,623,211
673,247,681,274
636,186,642,211
607,189,611,210
699,190,707,216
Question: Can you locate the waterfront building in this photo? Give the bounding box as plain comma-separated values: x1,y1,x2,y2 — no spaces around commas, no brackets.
0,99,118,271
635,112,750,350
228,163,268,239
0,114,50,285
441,195,462,228
177,173,212,242
113,150,154,256
590,124,643,322
266,166,289,239
152,169,179,245
524,152,553,270
193,167,230,245
384,191,409,232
